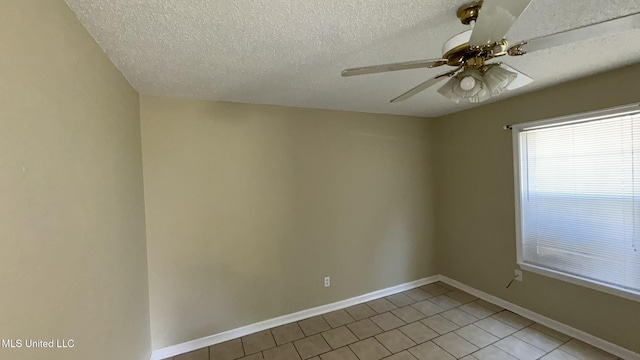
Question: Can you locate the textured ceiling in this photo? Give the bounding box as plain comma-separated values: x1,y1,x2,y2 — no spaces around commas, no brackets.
65,0,640,117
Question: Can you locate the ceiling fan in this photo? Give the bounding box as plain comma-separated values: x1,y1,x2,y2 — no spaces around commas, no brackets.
341,0,640,104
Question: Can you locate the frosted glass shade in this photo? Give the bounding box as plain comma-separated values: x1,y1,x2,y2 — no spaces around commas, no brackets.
437,64,520,103
438,68,491,104
484,65,518,96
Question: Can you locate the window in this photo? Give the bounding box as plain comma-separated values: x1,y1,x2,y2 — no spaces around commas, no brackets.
512,104,640,301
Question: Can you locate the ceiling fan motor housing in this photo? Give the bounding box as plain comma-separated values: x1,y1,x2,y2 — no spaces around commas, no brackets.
442,30,474,65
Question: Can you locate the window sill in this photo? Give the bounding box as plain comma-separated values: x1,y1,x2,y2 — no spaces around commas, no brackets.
517,262,640,303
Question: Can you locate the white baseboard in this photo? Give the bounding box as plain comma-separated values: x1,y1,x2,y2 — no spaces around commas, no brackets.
439,275,640,360
150,275,440,360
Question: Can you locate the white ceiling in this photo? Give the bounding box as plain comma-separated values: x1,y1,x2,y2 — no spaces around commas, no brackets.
65,0,640,117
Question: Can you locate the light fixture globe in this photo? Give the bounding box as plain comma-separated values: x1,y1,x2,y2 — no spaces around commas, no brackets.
452,69,483,98
459,76,476,91
438,68,490,104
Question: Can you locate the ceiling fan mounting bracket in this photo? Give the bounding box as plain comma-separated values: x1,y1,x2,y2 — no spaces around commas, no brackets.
507,41,528,56
457,1,483,25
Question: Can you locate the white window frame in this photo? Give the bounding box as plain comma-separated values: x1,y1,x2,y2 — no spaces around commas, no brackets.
511,103,640,303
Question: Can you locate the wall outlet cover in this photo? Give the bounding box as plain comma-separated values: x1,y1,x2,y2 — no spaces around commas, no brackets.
514,269,523,282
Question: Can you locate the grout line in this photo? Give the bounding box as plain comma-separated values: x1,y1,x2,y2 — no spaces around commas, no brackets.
290,337,304,360
313,344,357,360
553,338,574,354
267,329,276,351
371,334,395,355
511,322,564,355
341,346,360,360
432,341,460,359
241,337,247,357
349,344,364,360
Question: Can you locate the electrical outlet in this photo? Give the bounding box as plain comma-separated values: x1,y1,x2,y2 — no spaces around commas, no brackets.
324,276,331,287
514,269,523,282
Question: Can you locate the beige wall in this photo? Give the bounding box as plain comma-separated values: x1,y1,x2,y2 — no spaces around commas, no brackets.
432,63,640,353
0,2,150,360
140,96,436,349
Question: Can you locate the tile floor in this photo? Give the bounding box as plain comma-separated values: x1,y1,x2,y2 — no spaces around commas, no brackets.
168,281,623,360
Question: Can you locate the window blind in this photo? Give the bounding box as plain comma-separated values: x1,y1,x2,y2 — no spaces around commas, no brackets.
518,112,640,294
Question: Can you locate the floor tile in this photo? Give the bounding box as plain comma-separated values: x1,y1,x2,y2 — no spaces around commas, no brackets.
420,315,459,335
210,339,244,360
237,353,264,360
419,284,449,297
474,317,517,338
494,336,546,360
432,332,478,358
559,339,617,360
319,347,359,360
408,341,455,360
434,282,457,291
347,319,383,340
367,298,398,314
398,322,438,344
243,330,276,354
384,350,418,360
370,312,405,331
323,310,355,328
513,326,564,353
491,311,534,330
175,348,208,360
445,290,478,304
458,301,498,319
440,308,478,327
168,287,620,360
375,329,416,353
321,326,358,349
428,295,462,311
529,323,572,343
455,324,499,348
299,316,331,336
272,323,306,345
263,343,301,360
392,306,426,323
411,300,444,316
168,287,618,360
349,338,391,360
386,293,416,307
475,299,503,313
472,345,518,360
403,289,431,301
294,334,332,359
541,349,580,360
345,304,377,321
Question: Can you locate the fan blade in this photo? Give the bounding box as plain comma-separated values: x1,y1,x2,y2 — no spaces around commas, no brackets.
390,68,460,103
509,12,640,55
469,0,533,47
341,59,448,77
